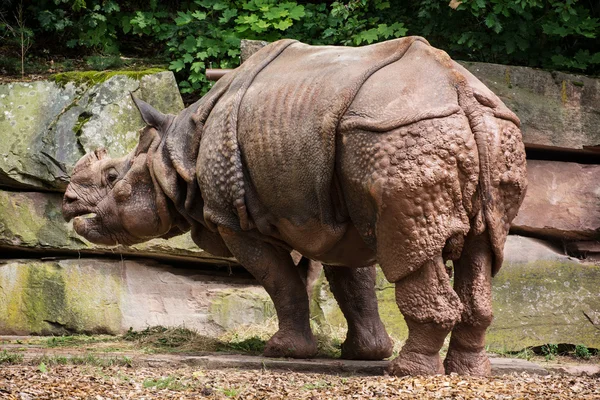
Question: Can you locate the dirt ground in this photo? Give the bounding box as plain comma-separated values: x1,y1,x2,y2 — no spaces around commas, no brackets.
1,334,599,399
2,364,599,399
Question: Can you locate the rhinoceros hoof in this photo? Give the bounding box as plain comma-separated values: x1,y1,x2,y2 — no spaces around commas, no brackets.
341,331,394,360
263,329,318,359
387,351,444,376
444,349,491,376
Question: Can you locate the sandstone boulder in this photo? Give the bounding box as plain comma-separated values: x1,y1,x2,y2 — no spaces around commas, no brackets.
512,160,600,241
0,71,184,191
461,62,600,151
0,258,256,335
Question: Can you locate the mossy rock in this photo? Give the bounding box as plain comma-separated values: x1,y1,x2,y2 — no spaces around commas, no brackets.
0,259,123,335
0,258,254,335
210,288,275,330
0,189,236,264
0,71,184,191
487,236,600,351
460,62,600,150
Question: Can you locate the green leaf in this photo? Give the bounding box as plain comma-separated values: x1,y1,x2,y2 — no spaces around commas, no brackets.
355,28,379,45
175,11,193,26
238,14,259,25
219,8,238,23
273,18,293,31
38,362,47,373
183,53,194,63
103,1,120,13
390,22,407,36
122,16,131,34
288,5,305,20
375,2,391,11
192,11,207,21
505,38,516,54
213,1,228,10
181,35,197,53
323,27,337,38
191,61,205,73
264,6,288,21
169,59,185,72
196,51,209,60
251,19,271,32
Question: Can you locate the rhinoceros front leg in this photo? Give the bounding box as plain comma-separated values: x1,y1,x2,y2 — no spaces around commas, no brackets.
388,256,463,376
323,265,393,360
218,227,317,358
444,231,493,376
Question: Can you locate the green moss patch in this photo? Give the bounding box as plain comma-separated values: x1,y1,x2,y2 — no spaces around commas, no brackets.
52,68,167,86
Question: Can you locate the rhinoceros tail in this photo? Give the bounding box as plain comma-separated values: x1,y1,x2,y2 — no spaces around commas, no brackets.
453,68,527,277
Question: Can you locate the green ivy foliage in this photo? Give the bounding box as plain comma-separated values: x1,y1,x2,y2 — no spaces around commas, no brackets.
6,0,600,95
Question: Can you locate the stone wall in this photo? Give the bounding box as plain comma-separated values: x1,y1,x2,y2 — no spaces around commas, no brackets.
0,55,598,351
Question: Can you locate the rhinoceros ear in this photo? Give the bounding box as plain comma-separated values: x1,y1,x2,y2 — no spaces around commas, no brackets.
131,94,169,130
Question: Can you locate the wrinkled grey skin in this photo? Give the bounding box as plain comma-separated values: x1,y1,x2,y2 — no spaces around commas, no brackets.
63,37,527,376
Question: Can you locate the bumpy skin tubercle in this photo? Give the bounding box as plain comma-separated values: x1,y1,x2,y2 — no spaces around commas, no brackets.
63,37,527,376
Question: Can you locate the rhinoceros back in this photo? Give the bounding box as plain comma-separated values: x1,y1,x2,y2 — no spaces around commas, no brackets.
199,37,426,256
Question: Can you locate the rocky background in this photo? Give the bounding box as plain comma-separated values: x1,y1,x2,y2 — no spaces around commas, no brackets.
0,45,598,352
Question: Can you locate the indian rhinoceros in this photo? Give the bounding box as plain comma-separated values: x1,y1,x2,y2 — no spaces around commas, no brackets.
62,36,527,376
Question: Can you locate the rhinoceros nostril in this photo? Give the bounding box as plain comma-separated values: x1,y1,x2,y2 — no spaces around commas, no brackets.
65,191,78,203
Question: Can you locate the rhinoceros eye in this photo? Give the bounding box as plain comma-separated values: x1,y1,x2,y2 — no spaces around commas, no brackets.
106,169,119,185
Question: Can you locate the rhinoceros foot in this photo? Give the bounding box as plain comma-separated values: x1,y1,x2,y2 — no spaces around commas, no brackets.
340,326,393,360
444,349,491,376
387,350,445,376
263,328,318,358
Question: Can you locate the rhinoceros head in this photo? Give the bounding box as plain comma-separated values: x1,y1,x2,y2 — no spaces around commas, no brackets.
62,97,184,246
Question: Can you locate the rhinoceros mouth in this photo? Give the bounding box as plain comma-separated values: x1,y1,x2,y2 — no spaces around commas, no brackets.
74,212,97,220
71,212,119,246
72,212,99,235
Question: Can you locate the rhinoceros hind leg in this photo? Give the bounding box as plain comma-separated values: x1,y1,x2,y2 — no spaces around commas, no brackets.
218,227,317,358
387,256,463,376
444,231,493,376
323,265,393,360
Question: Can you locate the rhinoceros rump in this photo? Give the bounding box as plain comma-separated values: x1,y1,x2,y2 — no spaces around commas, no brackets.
63,37,527,376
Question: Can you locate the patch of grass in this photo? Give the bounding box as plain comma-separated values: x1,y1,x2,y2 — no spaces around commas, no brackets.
31,353,133,367
123,326,221,353
219,336,265,355
0,350,24,364
32,355,69,366
513,348,535,361
302,380,331,390
38,362,48,373
541,344,559,361
143,376,187,390
221,387,242,397
315,333,342,359
73,354,134,367
44,334,114,348
574,344,591,360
